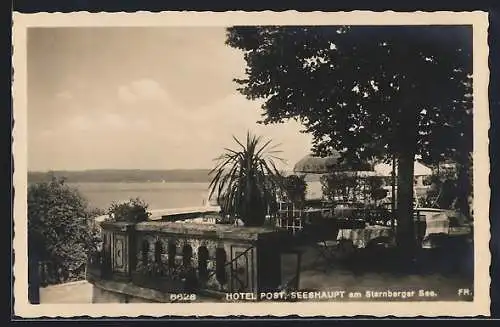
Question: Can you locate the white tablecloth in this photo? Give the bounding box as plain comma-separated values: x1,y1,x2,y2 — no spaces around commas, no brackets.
336,225,394,249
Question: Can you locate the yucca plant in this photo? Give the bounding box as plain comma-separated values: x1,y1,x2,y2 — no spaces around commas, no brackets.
209,132,285,227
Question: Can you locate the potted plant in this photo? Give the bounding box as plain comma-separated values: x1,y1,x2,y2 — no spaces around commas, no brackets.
106,198,151,223
281,174,308,210
208,132,285,227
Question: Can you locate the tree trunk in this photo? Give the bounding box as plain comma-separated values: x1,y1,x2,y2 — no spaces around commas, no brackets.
394,90,419,265
393,80,420,265
396,152,416,261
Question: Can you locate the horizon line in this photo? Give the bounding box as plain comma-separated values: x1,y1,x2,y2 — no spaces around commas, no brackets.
28,167,295,173
28,168,213,173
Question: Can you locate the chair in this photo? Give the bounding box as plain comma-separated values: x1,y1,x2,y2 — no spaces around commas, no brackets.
311,240,338,269
303,216,339,270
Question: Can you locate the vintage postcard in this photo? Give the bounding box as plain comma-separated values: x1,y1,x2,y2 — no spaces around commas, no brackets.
12,11,490,317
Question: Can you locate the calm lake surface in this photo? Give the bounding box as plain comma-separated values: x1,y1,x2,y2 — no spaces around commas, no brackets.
67,182,211,210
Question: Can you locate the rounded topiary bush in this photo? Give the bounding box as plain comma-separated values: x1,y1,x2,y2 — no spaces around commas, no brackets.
107,198,151,223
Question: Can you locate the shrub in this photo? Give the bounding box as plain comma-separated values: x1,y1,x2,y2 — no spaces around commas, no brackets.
280,174,308,208
321,173,387,205
28,176,101,284
107,198,151,223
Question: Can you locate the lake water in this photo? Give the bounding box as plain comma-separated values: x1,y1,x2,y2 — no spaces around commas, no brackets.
68,182,211,211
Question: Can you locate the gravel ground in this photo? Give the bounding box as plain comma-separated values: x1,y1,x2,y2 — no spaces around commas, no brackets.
39,244,473,303
40,280,93,303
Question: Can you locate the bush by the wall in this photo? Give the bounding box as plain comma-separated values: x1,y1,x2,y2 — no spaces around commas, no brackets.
107,198,151,223
28,176,102,285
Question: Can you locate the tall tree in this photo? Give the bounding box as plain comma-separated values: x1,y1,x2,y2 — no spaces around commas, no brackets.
226,25,472,258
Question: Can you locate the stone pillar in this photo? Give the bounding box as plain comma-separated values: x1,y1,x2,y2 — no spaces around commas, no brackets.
256,237,284,292
100,222,136,282
225,242,257,293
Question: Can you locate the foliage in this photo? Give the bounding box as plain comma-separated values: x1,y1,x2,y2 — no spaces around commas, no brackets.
107,198,151,223
209,131,285,227
419,161,473,219
226,26,472,164
135,260,197,292
321,173,387,205
136,261,192,279
280,174,307,208
226,26,472,253
422,175,434,186
28,176,102,284
366,175,388,201
321,173,360,203
455,153,473,219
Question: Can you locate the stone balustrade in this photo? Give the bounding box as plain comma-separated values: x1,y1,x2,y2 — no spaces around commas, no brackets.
86,218,300,302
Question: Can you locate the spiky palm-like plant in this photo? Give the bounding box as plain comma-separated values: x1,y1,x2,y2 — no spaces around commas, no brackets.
209,132,285,227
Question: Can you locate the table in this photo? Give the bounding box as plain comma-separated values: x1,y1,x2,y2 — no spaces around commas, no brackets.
336,225,394,249
303,208,330,224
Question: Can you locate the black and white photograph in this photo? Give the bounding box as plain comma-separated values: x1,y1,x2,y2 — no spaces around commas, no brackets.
12,11,490,317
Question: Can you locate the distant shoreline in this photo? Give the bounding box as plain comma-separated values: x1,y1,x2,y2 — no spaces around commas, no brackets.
28,181,211,184
27,169,214,184
27,168,295,184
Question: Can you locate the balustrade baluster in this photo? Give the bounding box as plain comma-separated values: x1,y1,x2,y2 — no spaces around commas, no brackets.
215,248,227,287
141,240,149,270
197,246,209,280
168,241,176,268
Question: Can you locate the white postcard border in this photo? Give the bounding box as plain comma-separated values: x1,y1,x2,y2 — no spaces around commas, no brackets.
12,10,491,317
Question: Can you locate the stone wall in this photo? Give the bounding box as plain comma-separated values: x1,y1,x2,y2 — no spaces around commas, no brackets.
88,220,296,302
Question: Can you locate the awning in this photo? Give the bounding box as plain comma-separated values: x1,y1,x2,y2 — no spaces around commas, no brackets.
293,152,373,174
293,153,342,174
374,161,432,177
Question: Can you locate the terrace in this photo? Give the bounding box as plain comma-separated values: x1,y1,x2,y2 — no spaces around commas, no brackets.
85,151,472,303
86,204,473,303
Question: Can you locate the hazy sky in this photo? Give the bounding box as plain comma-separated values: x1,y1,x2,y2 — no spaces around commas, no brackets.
27,27,313,171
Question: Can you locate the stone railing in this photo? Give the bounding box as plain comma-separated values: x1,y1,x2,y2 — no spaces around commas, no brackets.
86,219,301,302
